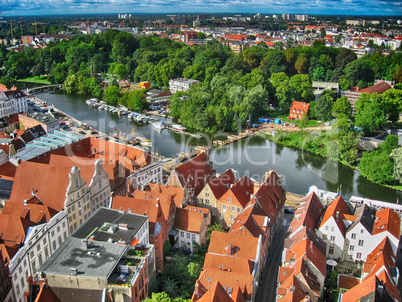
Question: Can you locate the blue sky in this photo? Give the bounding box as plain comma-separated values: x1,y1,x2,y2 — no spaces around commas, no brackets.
0,0,400,16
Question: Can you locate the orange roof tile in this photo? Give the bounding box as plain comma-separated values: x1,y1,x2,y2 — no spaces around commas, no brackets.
9,162,74,212
229,206,265,238
195,281,234,302
172,152,214,195
219,175,254,208
341,275,377,301
208,231,258,260
197,269,253,300
318,196,351,237
338,275,360,290
0,214,37,247
372,208,400,239
0,162,17,181
359,82,391,94
35,284,61,302
148,183,185,207
290,101,310,115
277,276,306,302
289,192,324,237
0,243,18,265
2,200,58,223
203,253,254,275
174,207,205,234
206,169,237,200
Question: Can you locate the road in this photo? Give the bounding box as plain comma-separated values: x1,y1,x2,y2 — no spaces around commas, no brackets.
255,214,293,302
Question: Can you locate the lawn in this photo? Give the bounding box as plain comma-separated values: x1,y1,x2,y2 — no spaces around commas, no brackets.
18,76,51,85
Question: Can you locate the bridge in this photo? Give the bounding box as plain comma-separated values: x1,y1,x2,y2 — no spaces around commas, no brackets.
26,84,63,95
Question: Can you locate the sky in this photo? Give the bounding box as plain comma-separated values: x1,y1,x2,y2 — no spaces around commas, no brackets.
0,0,401,16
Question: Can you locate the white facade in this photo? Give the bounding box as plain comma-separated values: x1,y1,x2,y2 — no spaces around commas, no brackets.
177,230,200,251
316,216,345,260
127,161,163,191
88,160,111,212
8,211,68,302
0,90,28,118
169,78,199,94
0,91,16,117
344,223,372,261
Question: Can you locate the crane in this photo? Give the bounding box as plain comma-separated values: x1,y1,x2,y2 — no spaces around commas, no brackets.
9,19,15,40
20,17,23,36
32,22,47,35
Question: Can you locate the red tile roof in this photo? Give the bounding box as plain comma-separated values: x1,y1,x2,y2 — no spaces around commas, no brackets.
148,183,185,207
359,82,392,94
219,175,254,208
194,281,234,302
229,206,265,238
340,275,377,301
206,169,237,200
0,161,17,180
318,196,351,237
172,152,214,195
277,275,306,302
338,275,360,290
203,253,254,275
208,231,258,260
9,162,74,212
174,207,204,234
35,284,61,302
0,214,37,247
0,243,18,265
289,192,324,237
372,208,400,239
290,100,310,115
2,200,58,223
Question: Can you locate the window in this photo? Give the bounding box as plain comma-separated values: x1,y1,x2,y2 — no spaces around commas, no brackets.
231,206,236,212
358,240,364,246
52,241,56,251
330,236,335,241
325,226,328,230
350,245,354,251
31,260,36,272
51,230,55,237
23,259,27,267
360,229,364,234
82,188,85,194
192,234,196,241
186,233,190,239
331,227,334,231
205,193,209,197
231,215,235,220
206,199,209,205
351,233,356,239
237,207,241,213
228,197,232,203
38,254,43,266
75,178,79,188
36,244,41,252
328,246,334,254
323,234,327,240
16,284,20,295
57,226,60,232
356,252,362,259
58,236,62,245
78,201,81,208
19,266,22,274
43,237,47,245
222,205,227,212
44,248,49,259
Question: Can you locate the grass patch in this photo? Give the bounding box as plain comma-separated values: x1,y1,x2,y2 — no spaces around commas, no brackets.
18,76,51,85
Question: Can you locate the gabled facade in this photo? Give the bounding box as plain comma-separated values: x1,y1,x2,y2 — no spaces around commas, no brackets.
316,196,351,260
289,100,309,120
197,169,237,217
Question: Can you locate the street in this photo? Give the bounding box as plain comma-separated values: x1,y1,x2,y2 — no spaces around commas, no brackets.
255,214,293,302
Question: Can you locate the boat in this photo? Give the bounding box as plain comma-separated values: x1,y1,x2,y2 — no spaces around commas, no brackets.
171,124,186,131
138,138,152,147
142,115,150,123
152,121,165,131
127,112,135,119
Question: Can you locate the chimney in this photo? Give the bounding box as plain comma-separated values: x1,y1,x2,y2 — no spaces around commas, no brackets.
70,268,78,276
119,223,128,230
225,243,233,255
31,187,35,196
82,239,89,249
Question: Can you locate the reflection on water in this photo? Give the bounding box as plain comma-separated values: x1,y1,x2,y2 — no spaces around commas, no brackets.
34,91,402,203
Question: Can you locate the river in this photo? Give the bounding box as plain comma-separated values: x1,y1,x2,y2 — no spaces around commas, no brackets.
33,91,402,203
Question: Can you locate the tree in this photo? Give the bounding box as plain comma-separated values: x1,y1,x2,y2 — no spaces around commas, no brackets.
294,53,309,74
103,86,121,106
0,76,16,89
288,74,314,103
320,27,327,39
332,96,352,118
113,63,129,80
315,90,335,121
124,89,147,111
32,63,44,78
143,292,191,302
355,101,386,134
391,148,402,184
380,135,399,154
359,150,394,184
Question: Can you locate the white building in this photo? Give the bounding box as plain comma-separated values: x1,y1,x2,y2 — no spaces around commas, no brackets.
169,78,200,94
0,90,28,118
126,161,163,191
316,196,351,260
8,210,68,302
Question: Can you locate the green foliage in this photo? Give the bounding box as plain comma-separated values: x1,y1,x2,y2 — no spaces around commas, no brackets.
143,292,191,302
332,96,352,118
103,86,121,106
391,148,402,184
359,149,394,184
0,75,16,89
163,240,171,257
121,89,147,111
380,135,399,154
355,101,386,134
316,90,335,121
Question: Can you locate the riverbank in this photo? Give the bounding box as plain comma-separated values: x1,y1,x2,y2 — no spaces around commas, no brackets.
18,76,51,85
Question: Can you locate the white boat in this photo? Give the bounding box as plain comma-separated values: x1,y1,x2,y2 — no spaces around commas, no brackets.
152,121,165,130
172,124,186,131
98,104,106,110
142,115,150,123
139,139,152,147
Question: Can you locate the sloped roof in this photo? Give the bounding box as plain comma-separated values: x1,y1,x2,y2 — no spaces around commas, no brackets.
9,162,73,212
0,162,17,181
208,231,258,261
372,208,400,239
203,253,254,275
35,284,61,302
347,204,375,234
206,169,237,200
2,201,58,223
340,275,377,302
229,206,265,239
197,269,253,300
359,82,391,94
174,207,204,234
284,227,327,257
338,275,360,290
318,196,351,237
195,281,234,302
148,183,185,207
277,275,306,302
285,237,326,276
173,152,214,195
289,192,324,237
0,214,37,247
0,243,18,264
290,100,310,114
